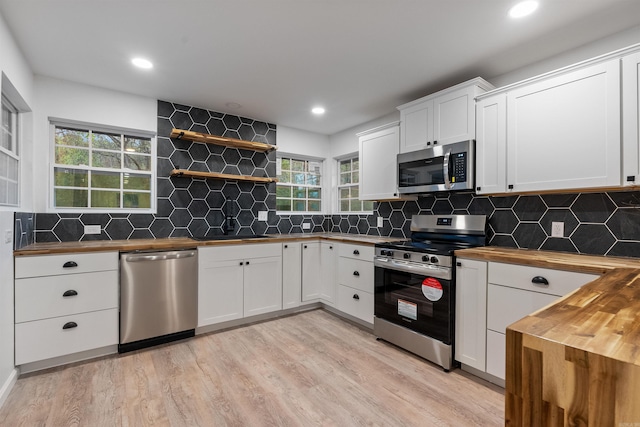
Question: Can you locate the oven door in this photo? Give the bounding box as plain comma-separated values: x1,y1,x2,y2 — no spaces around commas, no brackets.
374,258,453,344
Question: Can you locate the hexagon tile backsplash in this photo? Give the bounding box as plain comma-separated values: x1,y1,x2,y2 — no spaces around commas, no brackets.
22,100,640,258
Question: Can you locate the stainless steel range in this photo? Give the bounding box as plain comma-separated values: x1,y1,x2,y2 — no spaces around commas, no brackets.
374,214,487,371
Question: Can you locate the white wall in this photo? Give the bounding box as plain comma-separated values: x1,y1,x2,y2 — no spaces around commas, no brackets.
490,24,640,87
0,10,33,409
32,76,157,212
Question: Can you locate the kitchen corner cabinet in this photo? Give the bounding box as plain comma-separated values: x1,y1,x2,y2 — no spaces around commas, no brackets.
476,58,621,195
398,78,493,153
198,243,282,327
301,241,337,305
623,51,640,187
358,122,404,201
282,242,302,309
14,252,119,365
454,258,488,372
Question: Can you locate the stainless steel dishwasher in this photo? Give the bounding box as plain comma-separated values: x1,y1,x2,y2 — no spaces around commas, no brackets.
119,249,198,353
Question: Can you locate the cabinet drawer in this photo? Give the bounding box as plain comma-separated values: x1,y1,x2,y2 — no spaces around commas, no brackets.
15,271,118,323
338,257,374,292
486,330,505,380
488,262,598,297
15,251,118,278
198,243,281,265
338,243,374,261
337,285,373,324
487,283,558,333
15,309,118,365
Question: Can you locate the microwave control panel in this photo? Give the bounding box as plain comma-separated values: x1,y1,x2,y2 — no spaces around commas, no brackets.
451,152,467,183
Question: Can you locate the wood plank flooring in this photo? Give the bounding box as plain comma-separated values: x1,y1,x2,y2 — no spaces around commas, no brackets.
0,309,504,426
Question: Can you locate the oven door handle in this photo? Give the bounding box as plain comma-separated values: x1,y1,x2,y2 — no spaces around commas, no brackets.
374,257,451,280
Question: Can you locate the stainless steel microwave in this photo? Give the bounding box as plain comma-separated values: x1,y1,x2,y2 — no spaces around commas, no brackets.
397,140,474,194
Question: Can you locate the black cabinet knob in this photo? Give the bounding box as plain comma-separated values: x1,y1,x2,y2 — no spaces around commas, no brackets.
304,245,307,249
239,262,244,266
62,290,78,297
246,261,250,265
476,187,481,191
63,261,78,268
353,250,359,255
427,141,431,146
353,271,360,276
284,245,288,248
508,184,514,190
62,322,77,330
433,140,438,145
456,262,462,267
353,294,360,300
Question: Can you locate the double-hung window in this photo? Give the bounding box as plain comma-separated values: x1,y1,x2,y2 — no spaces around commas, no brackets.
0,96,19,206
51,122,155,212
276,156,322,212
338,156,373,212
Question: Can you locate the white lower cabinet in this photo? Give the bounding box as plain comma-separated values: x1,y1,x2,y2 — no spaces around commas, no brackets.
198,243,282,327
455,258,599,383
302,241,337,305
14,251,119,366
336,244,375,323
282,242,302,309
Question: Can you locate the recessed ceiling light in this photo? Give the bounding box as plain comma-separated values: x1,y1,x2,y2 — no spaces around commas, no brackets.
131,57,153,69
311,107,325,115
509,1,539,18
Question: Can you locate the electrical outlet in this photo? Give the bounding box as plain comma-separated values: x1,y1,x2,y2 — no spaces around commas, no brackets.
4,230,12,244
377,217,384,228
302,222,311,230
551,222,564,238
258,211,268,221
84,225,101,235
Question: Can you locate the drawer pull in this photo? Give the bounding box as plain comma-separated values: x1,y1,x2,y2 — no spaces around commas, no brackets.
532,276,549,286
62,290,78,297
353,271,360,276
62,322,78,330
353,249,360,255
353,294,360,300
63,261,78,268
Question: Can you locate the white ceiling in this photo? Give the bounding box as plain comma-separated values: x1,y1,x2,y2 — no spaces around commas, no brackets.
1,0,640,135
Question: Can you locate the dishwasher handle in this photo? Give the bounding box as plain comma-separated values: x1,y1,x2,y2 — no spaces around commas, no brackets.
123,250,196,263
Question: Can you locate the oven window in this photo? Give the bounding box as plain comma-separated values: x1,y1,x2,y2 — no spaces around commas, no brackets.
375,267,452,344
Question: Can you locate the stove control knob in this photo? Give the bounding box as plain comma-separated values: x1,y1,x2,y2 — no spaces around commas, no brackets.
430,256,439,264
403,253,411,260
388,251,394,257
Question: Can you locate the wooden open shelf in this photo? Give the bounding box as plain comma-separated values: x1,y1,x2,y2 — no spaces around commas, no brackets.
170,128,277,152
170,169,278,184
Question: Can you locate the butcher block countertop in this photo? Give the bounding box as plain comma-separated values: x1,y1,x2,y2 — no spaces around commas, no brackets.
456,248,640,424
13,233,399,256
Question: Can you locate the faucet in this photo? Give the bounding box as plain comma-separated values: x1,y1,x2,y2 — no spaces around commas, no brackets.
224,198,235,235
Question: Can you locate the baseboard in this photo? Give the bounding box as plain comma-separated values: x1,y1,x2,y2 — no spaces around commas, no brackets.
18,345,118,375
460,363,505,388
0,368,18,410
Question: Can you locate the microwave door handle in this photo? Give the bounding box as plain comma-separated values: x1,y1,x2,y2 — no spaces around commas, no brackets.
443,150,452,189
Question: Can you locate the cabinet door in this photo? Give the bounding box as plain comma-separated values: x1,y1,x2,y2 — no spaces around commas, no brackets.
319,242,337,304
485,330,506,380
400,100,434,153
623,51,640,186
244,256,282,317
282,242,302,309
475,94,507,194
302,242,322,301
433,86,476,146
506,59,621,192
198,259,244,326
455,258,488,371
359,124,401,200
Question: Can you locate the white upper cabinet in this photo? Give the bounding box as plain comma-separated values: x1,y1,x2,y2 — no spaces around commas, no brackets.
358,122,402,200
623,51,640,187
475,93,507,195
398,78,493,153
506,59,621,193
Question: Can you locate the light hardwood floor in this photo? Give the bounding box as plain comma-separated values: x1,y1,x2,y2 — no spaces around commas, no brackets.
0,309,504,426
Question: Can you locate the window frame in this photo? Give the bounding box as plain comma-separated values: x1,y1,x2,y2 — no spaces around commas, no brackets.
275,154,324,215
0,95,20,207
49,119,157,214
336,154,373,214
